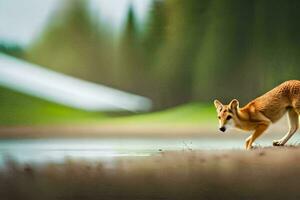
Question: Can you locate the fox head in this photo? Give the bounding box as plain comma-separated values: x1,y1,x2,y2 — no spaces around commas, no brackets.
214,99,239,133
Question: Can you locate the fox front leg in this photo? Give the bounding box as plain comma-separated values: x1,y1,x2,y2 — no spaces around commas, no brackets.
245,135,252,149
245,124,269,150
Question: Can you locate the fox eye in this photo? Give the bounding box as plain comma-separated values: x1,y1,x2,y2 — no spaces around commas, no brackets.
218,116,221,119
226,116,232,120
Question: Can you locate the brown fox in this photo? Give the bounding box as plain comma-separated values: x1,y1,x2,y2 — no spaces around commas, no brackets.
214,80,300,150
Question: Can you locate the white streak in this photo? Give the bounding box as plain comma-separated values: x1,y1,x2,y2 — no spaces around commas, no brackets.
0,53,152,112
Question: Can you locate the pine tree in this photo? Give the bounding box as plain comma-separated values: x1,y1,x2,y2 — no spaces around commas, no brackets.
153,0,210,107
26,0,115,85
116,5,146,94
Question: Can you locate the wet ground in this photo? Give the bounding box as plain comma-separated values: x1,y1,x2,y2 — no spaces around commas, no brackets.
1,134,299,166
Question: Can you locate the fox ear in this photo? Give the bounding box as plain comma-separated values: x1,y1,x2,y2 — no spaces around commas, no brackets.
229,99,239,111
214,99,223,110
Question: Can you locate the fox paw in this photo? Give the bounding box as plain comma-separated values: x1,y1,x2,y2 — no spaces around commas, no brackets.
273,140,284,147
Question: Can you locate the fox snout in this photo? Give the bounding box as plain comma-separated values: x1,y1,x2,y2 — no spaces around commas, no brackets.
219,127,226,132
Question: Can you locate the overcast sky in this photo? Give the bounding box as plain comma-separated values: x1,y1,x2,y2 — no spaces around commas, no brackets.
0,0,152,46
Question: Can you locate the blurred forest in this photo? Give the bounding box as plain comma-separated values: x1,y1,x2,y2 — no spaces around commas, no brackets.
3,0,300,109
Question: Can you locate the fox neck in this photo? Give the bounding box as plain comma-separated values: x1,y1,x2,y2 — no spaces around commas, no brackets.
232,107,253,130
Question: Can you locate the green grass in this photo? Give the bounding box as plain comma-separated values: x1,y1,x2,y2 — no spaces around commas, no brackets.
0,86,216,125
0,86,106,125
110,103,216,125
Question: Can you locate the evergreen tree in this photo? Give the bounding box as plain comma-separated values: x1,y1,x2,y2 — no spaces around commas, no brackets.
142,0,167,66
193,0,257,104
26,0,115,85
116,5,146,94
140,0,167,105
153,0,210,107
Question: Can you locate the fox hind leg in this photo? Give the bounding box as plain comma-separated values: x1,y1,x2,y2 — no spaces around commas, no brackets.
273,109,299,146
293,99,300,114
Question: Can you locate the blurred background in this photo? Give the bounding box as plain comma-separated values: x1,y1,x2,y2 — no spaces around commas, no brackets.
0,0,299,128
1,2,300,197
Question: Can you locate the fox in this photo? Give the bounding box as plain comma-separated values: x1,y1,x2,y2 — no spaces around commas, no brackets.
214,80,300,150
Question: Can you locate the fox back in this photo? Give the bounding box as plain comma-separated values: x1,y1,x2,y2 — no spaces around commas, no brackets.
246,80,300,122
